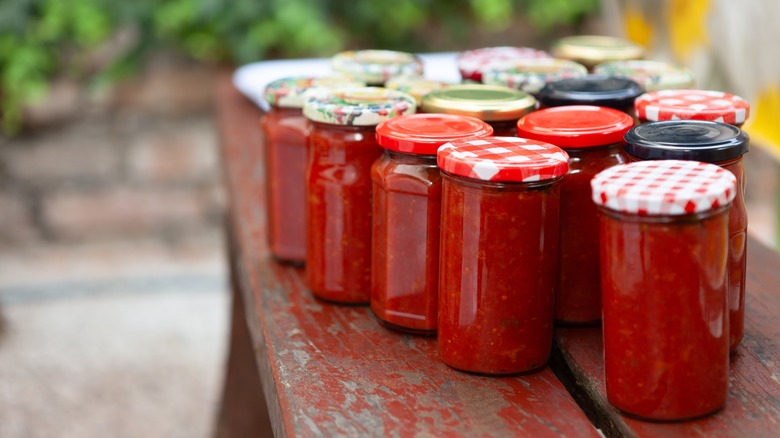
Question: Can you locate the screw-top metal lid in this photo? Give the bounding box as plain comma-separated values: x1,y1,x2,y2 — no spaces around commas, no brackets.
594,60,695,92
517,105,634,149
591,160,736,216
264,76,366,108
385,75,450,105
376,113,493,155
331,50,423,85
457,46,552,82
552,35,645,68
538,75,644,110
481,58,588,94
421,84,537,121
303,87,416,126
635,89,750,125
624,120,749,162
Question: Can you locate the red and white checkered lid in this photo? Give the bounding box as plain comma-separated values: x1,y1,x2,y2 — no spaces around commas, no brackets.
591,160,737,216
457,46,552,82
635,89,750,125
437,137,569,182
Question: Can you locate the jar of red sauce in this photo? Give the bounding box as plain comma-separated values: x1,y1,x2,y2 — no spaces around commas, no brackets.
481,58,588,96
624,120,750,352
437,137,569,374
303,87,416,304
371,114,493,334
635,89,750,127
331,50,423,86
261,76,364,263
593,60,695,92
537,75,644,114
422,84,536,136
456,46,552,83
551,35,645,72
592,160,736,421
516,105,633,325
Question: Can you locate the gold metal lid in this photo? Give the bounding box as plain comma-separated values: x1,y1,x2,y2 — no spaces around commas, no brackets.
552,35,645,68
421,85,536,121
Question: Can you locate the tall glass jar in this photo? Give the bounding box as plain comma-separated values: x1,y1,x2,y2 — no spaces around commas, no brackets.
481,58,587,96
261,76,364,263
551,35,645,72
371,114,493,334
624,120,750,351
592,160,736,421
516,105,633,324
635,89,750,127
437,137,569,375
303,87,416,304
537,75,644,114
330,50,423,86
456,46,552,83
422,84,536,136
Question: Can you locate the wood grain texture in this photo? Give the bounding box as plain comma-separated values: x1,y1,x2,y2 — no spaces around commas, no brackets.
217,74,600,438
554,237,780,438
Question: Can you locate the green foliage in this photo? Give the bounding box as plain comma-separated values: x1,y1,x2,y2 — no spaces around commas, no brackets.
0,0,599,133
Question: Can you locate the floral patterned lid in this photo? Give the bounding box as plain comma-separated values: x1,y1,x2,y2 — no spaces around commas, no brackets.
481,58,588,94
331,50,423,85
385,75,451,105
263,76,365,108
303,87,416,126
594,60,695,92
457,46,552,82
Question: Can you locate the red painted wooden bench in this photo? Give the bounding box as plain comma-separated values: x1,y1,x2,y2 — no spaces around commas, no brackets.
214,74,780,437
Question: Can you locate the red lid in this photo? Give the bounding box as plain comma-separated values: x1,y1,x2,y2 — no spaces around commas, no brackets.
591,160,736,216
376,114,493,155
516,105,634,148
457,46,552,82
635,89,750,125
437,137,569,182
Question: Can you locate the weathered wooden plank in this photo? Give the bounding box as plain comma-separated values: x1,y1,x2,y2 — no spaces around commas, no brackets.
217,74,600,437
553,237,780,438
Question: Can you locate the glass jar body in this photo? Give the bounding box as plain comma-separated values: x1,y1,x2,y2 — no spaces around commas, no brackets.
261,107,308,263
371,151,441,333
600,207,730,421
438,172,561,374
487,119,519,137
305,122,383,304
556,144,627,324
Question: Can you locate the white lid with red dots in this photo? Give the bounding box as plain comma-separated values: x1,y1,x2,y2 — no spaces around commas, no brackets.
591,160,737,216
437,137,569,183
635,89,750,125
457,46,552,82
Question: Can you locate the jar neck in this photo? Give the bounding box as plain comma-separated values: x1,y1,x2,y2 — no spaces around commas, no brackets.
598,204,731,224
268,106,303,116
563,142,623,156
442,169,560,191
309,121,376,132
385,149,437,164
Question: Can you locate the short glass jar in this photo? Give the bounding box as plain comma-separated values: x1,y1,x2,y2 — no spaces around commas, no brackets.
422,84,536,136
551,35,645,71
481,58,588,96
537,75,644,114
331,50,423,86
624,120,750,351
593,60,695,92
261,76,364,263
456,46,552,83
517,105,633,324
371,114,493,334
592,160,736,421
437,137,569,375
635,89,750,128
303,87,416,304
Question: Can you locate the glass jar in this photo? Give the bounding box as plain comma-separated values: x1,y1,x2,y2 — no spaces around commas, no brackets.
303,87,416,304
537,75,644,114
624,120,750,351
437,137,569,375
592,160,736,421
551,35,645,71
594,60,695,92
371,114,493,334
635,89,750,128
385,75,450,106
481,58,588,96
456,46,552,83
422,84,536,137
516,105,633,324
330,50,423,86
261,76,364,263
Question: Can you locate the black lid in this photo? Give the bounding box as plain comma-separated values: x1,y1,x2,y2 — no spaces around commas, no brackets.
624,120,749,162
538,75,644,109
